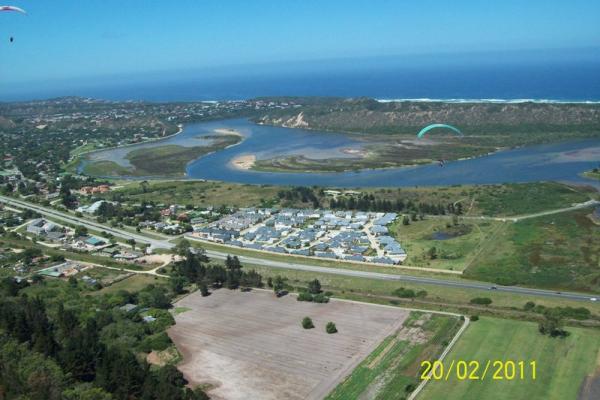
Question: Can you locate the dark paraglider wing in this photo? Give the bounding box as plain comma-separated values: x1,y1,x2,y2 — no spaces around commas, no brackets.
0,5,26,14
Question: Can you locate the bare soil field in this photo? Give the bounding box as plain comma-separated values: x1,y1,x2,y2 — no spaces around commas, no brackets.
168,289,410,400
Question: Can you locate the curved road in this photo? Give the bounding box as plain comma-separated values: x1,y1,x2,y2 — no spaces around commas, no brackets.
2,195,598,303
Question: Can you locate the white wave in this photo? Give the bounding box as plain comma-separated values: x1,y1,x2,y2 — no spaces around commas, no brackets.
376,98,600,104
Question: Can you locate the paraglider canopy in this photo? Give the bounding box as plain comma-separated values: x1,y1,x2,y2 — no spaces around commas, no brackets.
417,124,463,139
0,5,26,13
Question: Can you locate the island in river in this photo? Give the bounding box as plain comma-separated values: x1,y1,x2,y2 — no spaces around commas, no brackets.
82,130,242,177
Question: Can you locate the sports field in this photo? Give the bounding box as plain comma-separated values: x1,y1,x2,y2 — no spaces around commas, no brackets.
421,317,600,400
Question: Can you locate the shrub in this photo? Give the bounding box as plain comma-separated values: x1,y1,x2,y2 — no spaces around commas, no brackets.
312,293,330,303
297,292,313,302
470,315,479,322
326,322,337,334
523,301,536,311
393,287,416,298
469,297,492,306
302,317,314,329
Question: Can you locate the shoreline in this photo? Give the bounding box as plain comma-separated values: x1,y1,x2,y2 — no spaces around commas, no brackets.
229,154,256,170
75,123,184,161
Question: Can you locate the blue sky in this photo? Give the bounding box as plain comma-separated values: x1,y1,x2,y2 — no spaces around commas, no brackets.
1,1,599,86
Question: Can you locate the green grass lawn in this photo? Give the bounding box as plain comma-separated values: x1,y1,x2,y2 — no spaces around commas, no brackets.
465,209,600,292
390,217,505,271
421,317,600,400
326,312,461,400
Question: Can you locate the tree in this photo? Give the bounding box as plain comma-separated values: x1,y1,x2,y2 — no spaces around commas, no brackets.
174,239,191,257
126,239,136,250
539,310,569,338
170,276,186,295
225,255,242,289
393,287,416,298
68,276,78,288
302,317,314,329
62,384,112,400
326,322,338,334
272,275,285,294
74,225,88,237
307,279,321,294
427,247,438,260
199,282,210,297
402,215,410,226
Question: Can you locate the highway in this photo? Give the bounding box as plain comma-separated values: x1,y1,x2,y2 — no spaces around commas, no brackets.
2,194,598,303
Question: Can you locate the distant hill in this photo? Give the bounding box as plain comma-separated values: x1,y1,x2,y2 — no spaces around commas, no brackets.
255,97,600,136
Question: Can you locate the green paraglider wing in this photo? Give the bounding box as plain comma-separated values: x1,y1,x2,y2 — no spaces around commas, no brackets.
417,124,463,138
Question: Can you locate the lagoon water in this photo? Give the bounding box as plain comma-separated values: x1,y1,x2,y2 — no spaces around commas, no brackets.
85,119,600,189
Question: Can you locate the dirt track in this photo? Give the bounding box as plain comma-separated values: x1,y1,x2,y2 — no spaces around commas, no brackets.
168,289,409,400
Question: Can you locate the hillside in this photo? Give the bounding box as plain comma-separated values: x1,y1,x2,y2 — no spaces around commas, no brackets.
255,98,600,136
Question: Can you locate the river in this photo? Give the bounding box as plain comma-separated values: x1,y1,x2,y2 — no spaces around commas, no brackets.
83,119,600,189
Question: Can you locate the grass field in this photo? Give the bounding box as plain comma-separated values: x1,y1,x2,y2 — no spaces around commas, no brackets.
95,273,167,294
472,182,590,216
242,263,600,318
390,217,504,271
326,312,461,400
105,180,281,208
103,180,591,217
465,209,600,292
421,317,600,400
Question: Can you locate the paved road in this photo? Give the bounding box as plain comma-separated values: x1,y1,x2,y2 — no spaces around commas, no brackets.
2,195,598,303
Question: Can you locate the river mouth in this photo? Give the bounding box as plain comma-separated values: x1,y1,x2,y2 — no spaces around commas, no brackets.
81,118,600,189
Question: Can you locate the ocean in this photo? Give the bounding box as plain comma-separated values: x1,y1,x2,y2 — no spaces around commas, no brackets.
5,53,600,102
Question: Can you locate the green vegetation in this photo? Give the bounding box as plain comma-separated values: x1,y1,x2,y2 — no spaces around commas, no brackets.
583,168,600,180
326,312,461,400
302,316,314,329
242,263,600,321
256,98,600,171
0,270,208,400
82,160,132,176
85,135,241,177
465,209,600,292
473,182,590,216
128,136,240,175
104,180,281,208
391,217,504,271
325,321,338,334
96,274,167,295
421,317,600,400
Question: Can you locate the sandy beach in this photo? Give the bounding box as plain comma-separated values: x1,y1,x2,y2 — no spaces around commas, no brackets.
230,154,256,170
214,128,243,137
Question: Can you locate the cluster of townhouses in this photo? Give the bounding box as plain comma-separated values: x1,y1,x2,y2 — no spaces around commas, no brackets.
189,208,407,265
